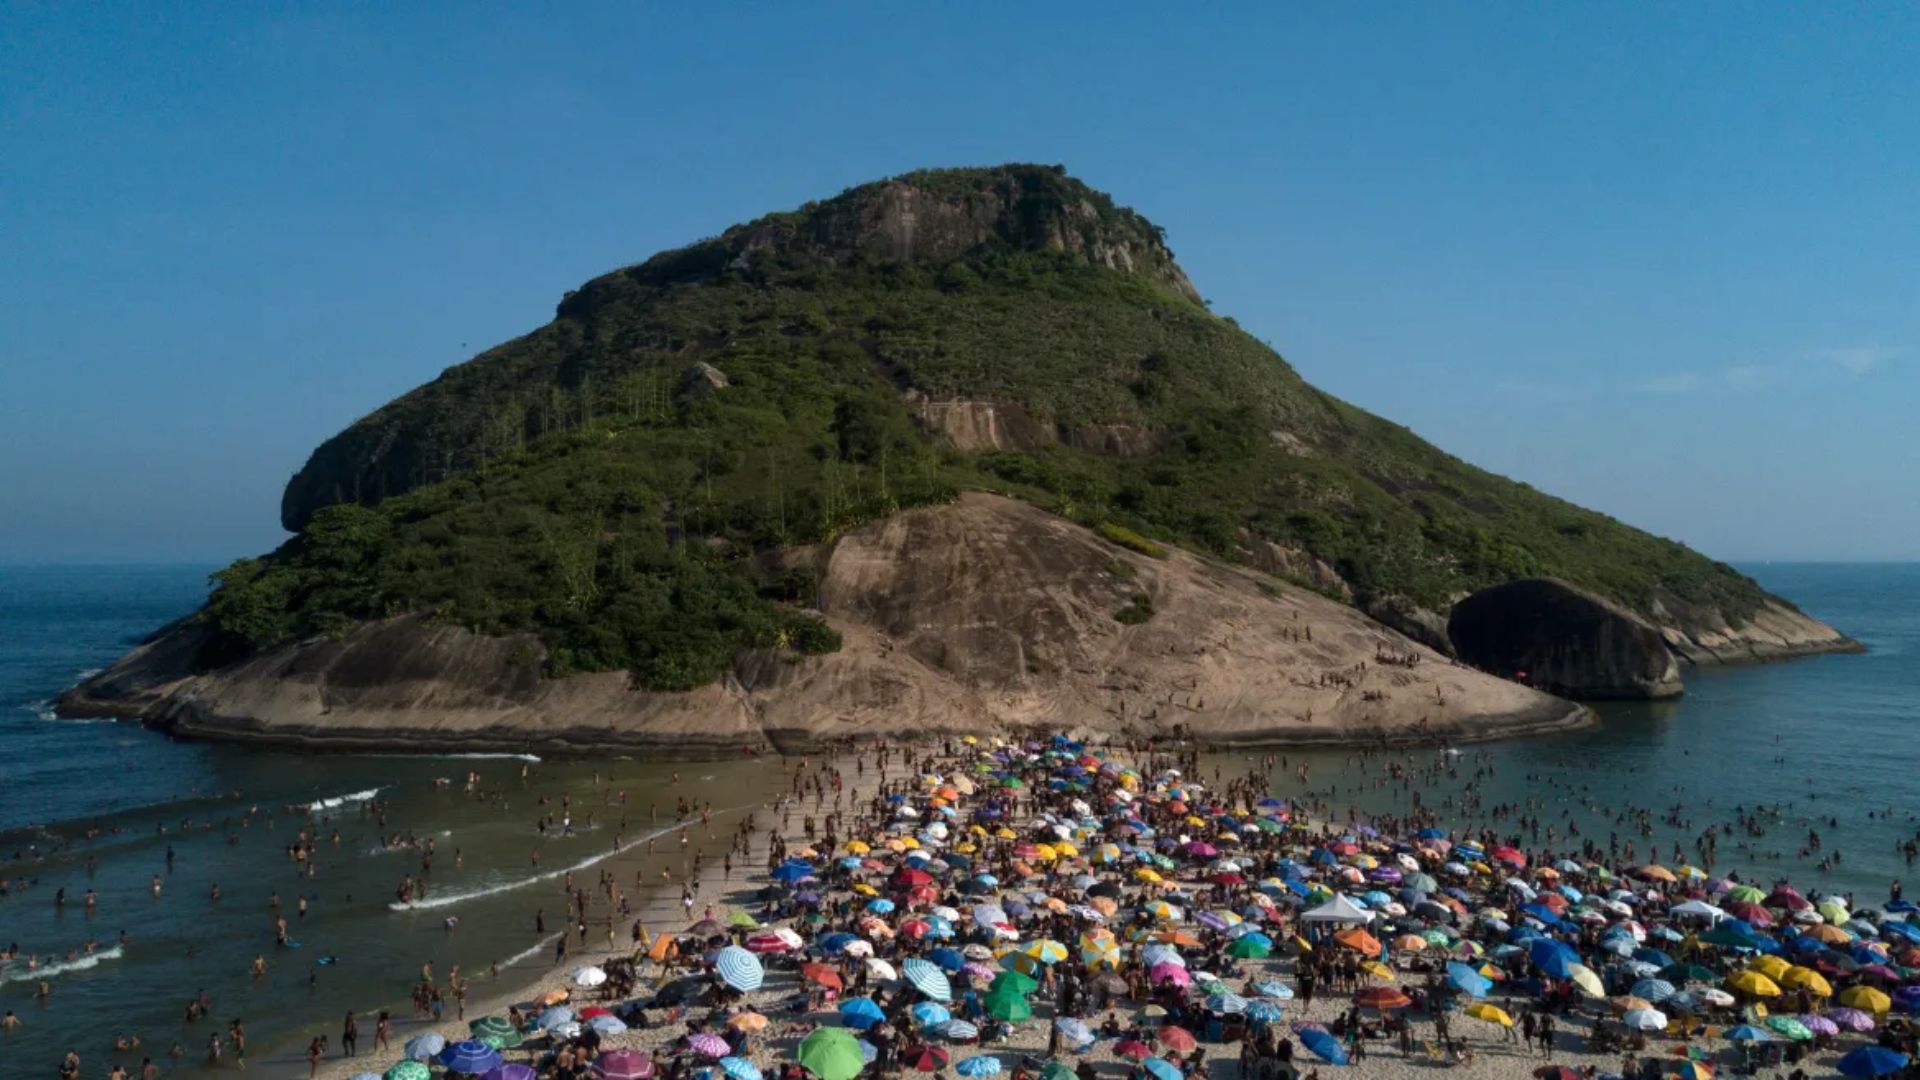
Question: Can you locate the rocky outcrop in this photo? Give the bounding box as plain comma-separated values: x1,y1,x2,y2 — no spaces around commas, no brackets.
907,394,1054,453
1655,599,1863,666
63,496,1588,755
1448,578,1683,700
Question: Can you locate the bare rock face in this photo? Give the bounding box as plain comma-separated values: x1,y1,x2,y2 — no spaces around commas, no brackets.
906,394,1054,453
1448,578,1684,700
681,362,728,394
63,496,1587,755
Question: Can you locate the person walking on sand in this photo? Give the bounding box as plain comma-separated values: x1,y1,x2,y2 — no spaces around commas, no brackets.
342,1011,357,1056
374,1011,391,1052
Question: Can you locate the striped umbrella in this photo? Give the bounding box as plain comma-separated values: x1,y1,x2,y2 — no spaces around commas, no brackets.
942,1020,981,1042
714,946,764,992
903,957,952,1002
404,1034,447,1061
386,1065,431,1080
438,1040,504,1075
688,1033,732,1058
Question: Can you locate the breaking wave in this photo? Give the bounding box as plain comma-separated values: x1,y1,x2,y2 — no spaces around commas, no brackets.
389,821,688,912
306,787,383,812
0,945,124,985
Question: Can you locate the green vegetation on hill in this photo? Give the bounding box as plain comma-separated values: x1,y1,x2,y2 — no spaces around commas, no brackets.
209,165,1779,688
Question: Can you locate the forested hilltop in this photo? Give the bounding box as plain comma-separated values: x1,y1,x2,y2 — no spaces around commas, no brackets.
206,165,1820,691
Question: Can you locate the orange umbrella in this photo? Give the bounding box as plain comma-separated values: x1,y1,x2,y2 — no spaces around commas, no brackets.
1355,987,1413,1010
1334,929,1383,956
1155,931,1203,948
649,936,680,962
802,963,844,990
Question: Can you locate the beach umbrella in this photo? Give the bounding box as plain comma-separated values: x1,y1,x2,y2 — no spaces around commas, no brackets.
386,1065,432,1080
1157,1026,1198,1053
1446,961,1492,998
1631,978,1677,1002
470,1015,523,1047
1764,1016,1812,1041
1838,1047,1910,1078
729,1013,770,1033
404,1034,448,1061
1826,1007,1875,1032
1723,1025,1771,1043
797,1029,867,1080
574,965,609,988
1354,987,1412,1010
534,1006,575,1030
839,998,887,1031
901,1046,950,1072
911,1002,952,1031
1566,964,1606,999
1207,992,1251,1014
439,1040,504,1075
688,1033,731,1058
483,1069,538,1080
1227,936,1272,959
1298,1029,1348,1065
1245,1000,1285,1024
956,1057,1002,1077
1465,1003,1513,1027
719,1058,762,1080
587,1015,629,1035
942,1020,980,1042
1670,1063,1713,1080
983,988,1033,1021
714,945,764,992
1054,1018,1094,1047
1536,1068,1580,1080
1839,985,1892,1012
991,969,1039,996
1141,1060,1182,1080
1622,1008,1668,1032
1115,1039,1154,1060
1726,971,1781,998
351,1074,385,1080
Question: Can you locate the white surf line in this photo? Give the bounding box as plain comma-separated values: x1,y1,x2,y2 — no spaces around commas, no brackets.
306,786,384,812
499,931,567,969
0,944,124,985
387,817,699,912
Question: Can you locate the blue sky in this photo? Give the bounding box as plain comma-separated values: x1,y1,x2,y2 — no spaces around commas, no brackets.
3,4,1916,563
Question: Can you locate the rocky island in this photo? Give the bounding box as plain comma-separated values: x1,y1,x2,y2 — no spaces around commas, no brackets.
63,165,1859,752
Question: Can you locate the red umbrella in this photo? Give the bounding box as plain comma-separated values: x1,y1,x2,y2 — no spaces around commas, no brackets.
899,919,932,939
1489,845,1527,867
1354,987,1413,1010
1767,887,1810,912
893,868,935,888
1158,1027,1198,1052
1115,1040,1154,1060
1725,903,1774,927
580,1005,613,1019
801,963,844,990
1535,1068,1580,1080
902,1046,950,1072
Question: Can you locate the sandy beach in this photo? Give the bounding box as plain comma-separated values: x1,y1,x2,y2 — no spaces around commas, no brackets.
212,736,1920,1080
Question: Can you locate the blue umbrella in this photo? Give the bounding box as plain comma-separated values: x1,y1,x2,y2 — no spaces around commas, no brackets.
1445,961,1491,998
1142,1058,1184,1080
536,1006,575,1029
771,862,815,883
943,1020,980,1042
956,1057,1002,1077
1529,939,1578,980
1630,979,1676,1003
903,957,953,1001
1838,1047,1910,1078
912,1002,953,1030
715,945,764,992
405,1033,447,1061
929,947,967,972
719,1058,762,1080
438,1040,504,1074
586,1015,628,1034
1298,1029,1349,1065
867,898,896,914
819,932,859,954
1724,1025,1772,1043
1245,1001,1285,1024
840,997,887,1030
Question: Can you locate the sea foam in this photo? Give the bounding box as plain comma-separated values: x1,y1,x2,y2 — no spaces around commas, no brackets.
0,945,124,985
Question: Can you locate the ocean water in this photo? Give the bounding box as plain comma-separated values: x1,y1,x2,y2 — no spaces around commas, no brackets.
0,562,1914,1074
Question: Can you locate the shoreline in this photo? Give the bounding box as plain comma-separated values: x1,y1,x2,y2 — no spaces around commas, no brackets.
253,748,900,1080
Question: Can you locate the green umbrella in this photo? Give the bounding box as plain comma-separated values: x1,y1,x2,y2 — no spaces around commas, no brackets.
386,1063,431,1080
798,1027,867,1080
469,1015,522,1048
1000,778,1025,789
990,970,1039,996
1765,1016,1813,1041
728,909,761,929
1227,937,1272,959
984,990,1032,1022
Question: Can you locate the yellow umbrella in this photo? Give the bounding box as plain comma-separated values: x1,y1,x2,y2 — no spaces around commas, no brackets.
1566,964,1605,999
1611,996,1654,1013
1816,900,1850,925
1726,971,1781,998
1807,923,1853,945
1780,967,1831,996
1838,986,1891,1013
1053,842,1080,858
1032,844,1058,863
1134,868,1163,884
1748,956,1792,982
1639,864,1678,883
994,828,1017,841
844,840,872,855
852,883,879,897
1361,961,1396,981
1394,935,1429,953
1464,1003,1513,1027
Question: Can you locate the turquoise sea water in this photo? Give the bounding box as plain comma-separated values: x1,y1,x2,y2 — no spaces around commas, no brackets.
0,562,1913,1073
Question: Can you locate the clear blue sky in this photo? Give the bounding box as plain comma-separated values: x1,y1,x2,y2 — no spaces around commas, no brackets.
4,4,1916,563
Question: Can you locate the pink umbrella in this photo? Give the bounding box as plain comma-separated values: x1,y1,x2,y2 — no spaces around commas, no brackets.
1826,1008,1876,1032
594,1051,658,1080
1149,963,1191,986
687,1034,731,1058
1796,1015,1839,1037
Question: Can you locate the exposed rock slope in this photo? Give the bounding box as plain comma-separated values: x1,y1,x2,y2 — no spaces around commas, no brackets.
62,496,1585,754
